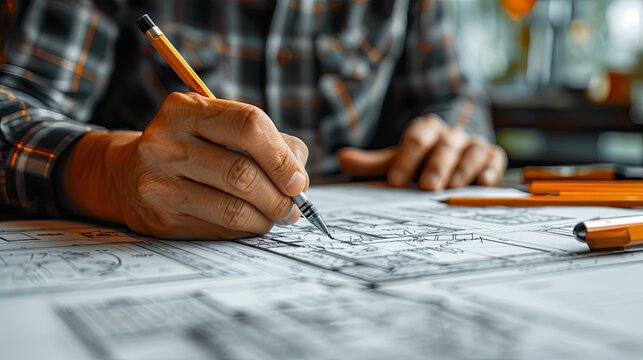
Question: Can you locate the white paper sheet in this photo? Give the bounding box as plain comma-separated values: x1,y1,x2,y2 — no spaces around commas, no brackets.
1,185,642,359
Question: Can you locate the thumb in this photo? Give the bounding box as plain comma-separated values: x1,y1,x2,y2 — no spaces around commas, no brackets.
337,147,398,177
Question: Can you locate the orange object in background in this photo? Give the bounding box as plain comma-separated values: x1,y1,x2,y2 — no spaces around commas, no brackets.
523,166,615,182
445,195,643,208
587,71,632,106
499,0,537,20
529,181,643,195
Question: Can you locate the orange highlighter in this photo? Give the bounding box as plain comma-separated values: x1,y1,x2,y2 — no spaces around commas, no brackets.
574,215,643,250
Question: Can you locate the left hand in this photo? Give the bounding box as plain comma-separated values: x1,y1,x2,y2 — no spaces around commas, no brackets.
338,114,507,191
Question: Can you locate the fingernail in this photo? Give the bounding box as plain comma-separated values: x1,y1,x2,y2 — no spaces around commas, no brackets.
482,169,496,184
451,171,464,185
286,171,306,194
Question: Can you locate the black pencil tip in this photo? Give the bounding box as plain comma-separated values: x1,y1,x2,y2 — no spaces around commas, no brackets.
136,14,155,34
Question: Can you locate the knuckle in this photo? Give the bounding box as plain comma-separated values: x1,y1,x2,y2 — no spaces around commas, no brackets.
271,148,295,176
425,114,446,129
161,92,207,128
226,156,259,194
222,197,250,229
162,92,187,114
270,196,293,220
469,136,488,148
404,131,428,149
466,143,487,158
165,91,185,105
163,91,186,105
239,105,268,138
440,137,465,154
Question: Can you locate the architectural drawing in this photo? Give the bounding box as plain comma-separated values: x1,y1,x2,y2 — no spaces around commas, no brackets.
56,281,642,360
2,186,643,359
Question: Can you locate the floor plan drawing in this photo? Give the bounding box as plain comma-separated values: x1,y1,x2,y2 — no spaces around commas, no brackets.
56,281,642,360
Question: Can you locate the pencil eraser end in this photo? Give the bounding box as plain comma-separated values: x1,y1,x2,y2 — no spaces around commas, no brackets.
136,14,155,34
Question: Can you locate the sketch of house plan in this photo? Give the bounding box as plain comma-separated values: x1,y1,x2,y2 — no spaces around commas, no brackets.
1,185,643,359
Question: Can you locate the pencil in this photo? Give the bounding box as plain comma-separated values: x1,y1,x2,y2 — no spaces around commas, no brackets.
529,181,643,195
445,195,643,208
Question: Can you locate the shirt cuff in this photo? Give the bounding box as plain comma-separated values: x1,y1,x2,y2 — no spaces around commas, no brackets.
4,121,95,216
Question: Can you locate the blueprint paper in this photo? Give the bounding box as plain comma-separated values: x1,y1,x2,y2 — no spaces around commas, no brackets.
1,185,643,359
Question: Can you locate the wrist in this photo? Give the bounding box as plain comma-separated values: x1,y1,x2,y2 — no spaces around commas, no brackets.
62,130,140,223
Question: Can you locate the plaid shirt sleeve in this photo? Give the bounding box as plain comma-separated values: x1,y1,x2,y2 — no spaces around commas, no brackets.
405,0,494,140
0,0,118,215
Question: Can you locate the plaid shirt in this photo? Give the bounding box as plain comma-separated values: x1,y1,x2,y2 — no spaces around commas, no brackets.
0,0,492,216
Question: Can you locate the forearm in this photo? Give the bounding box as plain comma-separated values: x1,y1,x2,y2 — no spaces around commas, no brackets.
62,131,139,223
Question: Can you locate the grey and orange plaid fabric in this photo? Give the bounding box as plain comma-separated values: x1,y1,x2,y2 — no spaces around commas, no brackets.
0,0,492,216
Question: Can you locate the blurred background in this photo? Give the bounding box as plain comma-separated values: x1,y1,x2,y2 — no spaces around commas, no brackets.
446,0,643,167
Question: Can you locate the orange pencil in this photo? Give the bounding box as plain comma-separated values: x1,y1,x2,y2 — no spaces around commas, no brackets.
136,15,215,99
529,181,643,195
445,195,643,208
523,165,615,181
558,191,643,196
523,164,643,181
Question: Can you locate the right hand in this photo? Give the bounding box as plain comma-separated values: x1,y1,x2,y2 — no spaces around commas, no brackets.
64,92,309,240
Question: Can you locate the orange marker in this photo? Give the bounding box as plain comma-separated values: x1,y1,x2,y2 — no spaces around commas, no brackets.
574,215,643,250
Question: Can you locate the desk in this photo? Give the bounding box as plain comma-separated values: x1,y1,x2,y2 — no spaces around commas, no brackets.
1,184,643,359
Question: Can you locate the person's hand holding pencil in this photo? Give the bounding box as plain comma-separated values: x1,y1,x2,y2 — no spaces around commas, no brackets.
62,92,310,239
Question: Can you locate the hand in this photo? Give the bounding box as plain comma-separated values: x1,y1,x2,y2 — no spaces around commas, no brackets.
338,114,506,190
63,92,309,240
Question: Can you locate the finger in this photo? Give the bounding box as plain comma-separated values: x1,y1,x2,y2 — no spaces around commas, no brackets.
174,137,301,224
173,93,307,197
281,133,310,190
448,138,489,188
477,146,507,186
150,214,259,240
175,178,274,234
281,133,309,167
337,147,397,177
418,126,468,191
388,115,445,187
